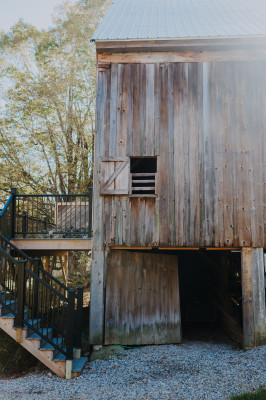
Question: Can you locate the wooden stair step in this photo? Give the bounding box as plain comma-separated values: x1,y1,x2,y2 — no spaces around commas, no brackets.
40,337,63,351
0,313,15,319
72,357,87,374
27,328,53,340
53,352,66,362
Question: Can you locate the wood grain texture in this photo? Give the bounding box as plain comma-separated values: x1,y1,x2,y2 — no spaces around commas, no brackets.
104,250,181,345
98,50,266,65
94,61,266,248
241,248,255,348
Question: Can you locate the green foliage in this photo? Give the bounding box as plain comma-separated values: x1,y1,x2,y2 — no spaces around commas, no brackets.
231,388,266,400
0,0,110,203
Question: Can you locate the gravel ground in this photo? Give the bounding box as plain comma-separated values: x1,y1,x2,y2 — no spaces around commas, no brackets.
0,341,265,400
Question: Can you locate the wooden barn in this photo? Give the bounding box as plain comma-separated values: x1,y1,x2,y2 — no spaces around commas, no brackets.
90,0,266,348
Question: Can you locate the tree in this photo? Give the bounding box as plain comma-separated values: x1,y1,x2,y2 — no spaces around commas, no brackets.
0,0,109,202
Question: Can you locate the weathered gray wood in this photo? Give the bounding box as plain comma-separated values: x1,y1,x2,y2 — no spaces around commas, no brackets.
92,57,266,347
104,251,181,345
251,248,266,346
89,67,109,344
94,61,266,249
102,161,128,192
242,248,266,347
241,248,255,348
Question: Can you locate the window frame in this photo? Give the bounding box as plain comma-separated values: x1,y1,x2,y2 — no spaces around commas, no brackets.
129,156,158,198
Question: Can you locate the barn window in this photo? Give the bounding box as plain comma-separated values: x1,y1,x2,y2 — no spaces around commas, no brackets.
130,157,157,196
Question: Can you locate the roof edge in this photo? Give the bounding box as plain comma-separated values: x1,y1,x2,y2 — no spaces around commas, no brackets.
94,35,266,52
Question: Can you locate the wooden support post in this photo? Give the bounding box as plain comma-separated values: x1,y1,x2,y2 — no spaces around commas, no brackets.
16,328,23,343
89,250,105,344
242,248,266,348
242,248,255,348
252,249,266,346
66,290,75,360
89,68,107,345
60,253,68,286
65,360,72,380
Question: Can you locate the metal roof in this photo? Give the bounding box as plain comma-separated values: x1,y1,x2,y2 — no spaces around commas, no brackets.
92,0,266,41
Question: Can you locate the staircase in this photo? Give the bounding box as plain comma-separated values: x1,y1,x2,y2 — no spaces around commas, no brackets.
0,191,88,379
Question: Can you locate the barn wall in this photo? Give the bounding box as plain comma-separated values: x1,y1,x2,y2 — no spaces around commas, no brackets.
104,250,181,345
95,60,266,248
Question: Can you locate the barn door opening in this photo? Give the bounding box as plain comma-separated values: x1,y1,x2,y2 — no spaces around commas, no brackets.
178,251,243,345
104,250,181,345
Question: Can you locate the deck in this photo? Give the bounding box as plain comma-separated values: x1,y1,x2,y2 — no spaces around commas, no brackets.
0,188,93,252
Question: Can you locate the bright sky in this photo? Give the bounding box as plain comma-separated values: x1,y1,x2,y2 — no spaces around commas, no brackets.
0,0,77,32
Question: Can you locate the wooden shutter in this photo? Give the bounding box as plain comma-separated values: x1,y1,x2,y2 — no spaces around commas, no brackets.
100,157,129,195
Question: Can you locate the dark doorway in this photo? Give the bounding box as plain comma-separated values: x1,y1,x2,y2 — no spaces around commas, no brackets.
178,251,242,345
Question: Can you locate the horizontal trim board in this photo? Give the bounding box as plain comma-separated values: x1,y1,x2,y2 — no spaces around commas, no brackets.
98,49,266,65
95,37,266,51
111,246,153,250
11,239,92,251
110,246,242,251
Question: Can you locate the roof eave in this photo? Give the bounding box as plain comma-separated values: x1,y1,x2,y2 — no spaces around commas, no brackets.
93,35,266,52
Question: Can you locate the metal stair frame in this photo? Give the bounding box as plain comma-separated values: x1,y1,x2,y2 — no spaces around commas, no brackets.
0,197,87,379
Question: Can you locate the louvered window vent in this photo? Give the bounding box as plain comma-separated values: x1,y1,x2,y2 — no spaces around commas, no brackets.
130,157,157,195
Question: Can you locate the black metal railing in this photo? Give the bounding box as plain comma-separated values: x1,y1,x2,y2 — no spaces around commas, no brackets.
9,189,92,239
0,233,83,359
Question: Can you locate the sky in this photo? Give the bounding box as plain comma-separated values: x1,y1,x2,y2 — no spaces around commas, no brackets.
0,0,77,32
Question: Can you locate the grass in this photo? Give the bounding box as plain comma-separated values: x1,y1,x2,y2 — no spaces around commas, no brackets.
231,388,266,400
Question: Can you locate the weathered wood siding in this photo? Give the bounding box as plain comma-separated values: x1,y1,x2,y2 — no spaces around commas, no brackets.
95,61,266,248
104,250,181,345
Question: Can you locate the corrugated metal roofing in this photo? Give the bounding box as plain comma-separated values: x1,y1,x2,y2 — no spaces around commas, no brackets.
92,0,266,41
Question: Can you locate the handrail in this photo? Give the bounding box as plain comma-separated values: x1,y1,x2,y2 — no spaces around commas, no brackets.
0,188,93,239
25,266,68,301
0,188,86,358
0,246,26,264
0,233,33,261
16,194,90,198
0,235,83,359
0,194,13,216
14,190,93,238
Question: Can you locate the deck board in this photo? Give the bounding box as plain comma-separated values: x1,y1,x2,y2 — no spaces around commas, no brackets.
11,239,92,251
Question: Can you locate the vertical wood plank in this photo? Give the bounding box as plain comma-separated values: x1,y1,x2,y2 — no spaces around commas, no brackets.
252,248,266,345
104,251,181,345
241,248,255,348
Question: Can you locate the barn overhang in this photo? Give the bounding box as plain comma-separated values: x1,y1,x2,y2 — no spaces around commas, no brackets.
94,36,266,67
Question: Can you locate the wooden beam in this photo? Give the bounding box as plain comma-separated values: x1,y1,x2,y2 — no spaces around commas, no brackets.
112,246,153,250
242,248,266,347
95,37,266,52
111,246,241,251
158,247,199,250
241,248,255,348
252,249,266,346
98,49,266,66
23,250,68,257
206,248,241,251
11,239,92,251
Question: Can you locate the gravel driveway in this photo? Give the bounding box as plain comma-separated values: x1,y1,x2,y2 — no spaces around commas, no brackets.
0,341,265,400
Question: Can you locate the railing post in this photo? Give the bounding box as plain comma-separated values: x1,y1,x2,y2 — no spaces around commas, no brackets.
14,261,26,328
22,211,27,238
32,259,39,319
88,187,93,238
10,187,17,239
66,289,75,360
44,217,47,232
75,287,83,350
